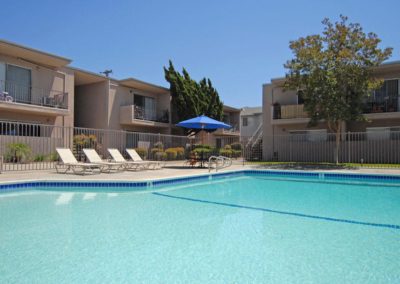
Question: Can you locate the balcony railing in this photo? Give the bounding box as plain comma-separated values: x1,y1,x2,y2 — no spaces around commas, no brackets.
363,97,398,114
133,105,169,123
273,97,400,120
0,80,68,109
120,105,169,125
215,124,240,135
273,104,308,119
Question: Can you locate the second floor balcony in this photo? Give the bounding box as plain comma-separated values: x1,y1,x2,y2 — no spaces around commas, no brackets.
120,104,170,127
214,123,240,136
0,80,68,114
273,96,400,123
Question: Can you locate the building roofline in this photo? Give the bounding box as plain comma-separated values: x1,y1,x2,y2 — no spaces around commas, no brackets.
119,77,169,92
223,104,241,112
68,66,115,81
0,39,72,64
266,60,400,84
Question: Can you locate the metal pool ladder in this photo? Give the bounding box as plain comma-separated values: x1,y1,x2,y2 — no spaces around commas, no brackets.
208,156,232,172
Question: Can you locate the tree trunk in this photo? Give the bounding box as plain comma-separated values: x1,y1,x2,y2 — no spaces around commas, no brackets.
328,121,342,164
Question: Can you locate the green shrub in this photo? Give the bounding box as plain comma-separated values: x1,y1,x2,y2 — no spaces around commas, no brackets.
194,144,211,149
4,143,32,163
134,148,148,160
154,151,167,161
193,147,212,160
73,134,100,161
230,142,242,151
150,147,160,156
151,148,166,160
34,154,46,162
224,145,232,150
154,141,164,150
193,147,211,155
165,148,177,160
232,150,242,158
47,152,59,162
219,149,232,157
175,147,185,159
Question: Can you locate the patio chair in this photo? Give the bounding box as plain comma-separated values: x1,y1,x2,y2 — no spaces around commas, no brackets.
83,149,125,172
126,149,160,170
55,148,106,175
107,148,143,170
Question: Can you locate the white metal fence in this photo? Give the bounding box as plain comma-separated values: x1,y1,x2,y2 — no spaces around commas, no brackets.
0,121,254,172
265,131,400,165
2,120,399,172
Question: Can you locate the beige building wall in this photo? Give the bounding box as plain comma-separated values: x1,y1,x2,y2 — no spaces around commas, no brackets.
74,81,108,129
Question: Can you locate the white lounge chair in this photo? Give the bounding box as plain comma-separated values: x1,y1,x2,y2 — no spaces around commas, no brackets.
55,148,105,174
107,148,143,170
126,149,160,170
83,149,125,172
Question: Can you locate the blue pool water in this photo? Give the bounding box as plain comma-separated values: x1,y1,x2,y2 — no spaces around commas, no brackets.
1,172,399,283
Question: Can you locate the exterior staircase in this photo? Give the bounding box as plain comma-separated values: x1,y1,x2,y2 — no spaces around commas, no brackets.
244,123,263,161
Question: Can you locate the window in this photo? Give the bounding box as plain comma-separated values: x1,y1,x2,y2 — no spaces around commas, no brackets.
242,117,248,127
369,79,399,112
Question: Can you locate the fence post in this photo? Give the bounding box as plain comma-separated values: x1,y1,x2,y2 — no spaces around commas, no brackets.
348,131,351,163
0,155,3,174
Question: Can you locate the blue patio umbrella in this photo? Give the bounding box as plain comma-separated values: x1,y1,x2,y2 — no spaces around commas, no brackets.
176,115,231,131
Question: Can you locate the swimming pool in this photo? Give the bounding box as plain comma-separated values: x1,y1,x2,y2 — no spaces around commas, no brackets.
1,170,399,283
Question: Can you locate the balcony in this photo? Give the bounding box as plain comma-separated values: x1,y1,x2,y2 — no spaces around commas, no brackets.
272,104,309,125
363,96,400,119
120,105,170,127
214,124,240,136
272,97,400,124
0,80,68,116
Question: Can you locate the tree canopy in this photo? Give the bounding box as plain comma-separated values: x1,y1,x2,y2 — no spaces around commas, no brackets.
284,15,392,163
164,60,224,123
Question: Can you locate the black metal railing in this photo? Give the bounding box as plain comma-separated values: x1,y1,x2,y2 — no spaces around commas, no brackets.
133,105,169,123
0,80,68,109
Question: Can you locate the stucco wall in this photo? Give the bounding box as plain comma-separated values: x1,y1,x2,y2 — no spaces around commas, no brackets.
74,81,108,129
240,113,262,137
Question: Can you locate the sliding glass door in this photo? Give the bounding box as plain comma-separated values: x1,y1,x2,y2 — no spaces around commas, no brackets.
134,94,156,120
6,65,31,103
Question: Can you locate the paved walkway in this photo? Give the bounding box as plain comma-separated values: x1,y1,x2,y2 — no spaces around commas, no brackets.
1,162,400,184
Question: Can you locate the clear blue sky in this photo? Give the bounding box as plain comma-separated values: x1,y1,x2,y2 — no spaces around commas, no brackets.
1,0,399,108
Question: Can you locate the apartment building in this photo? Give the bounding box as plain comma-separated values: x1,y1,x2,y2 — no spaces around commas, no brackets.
0,40,74,128
240,106,262,137
0,39,174,161
0,39,172,135
262,61,400,161
73,68,171,134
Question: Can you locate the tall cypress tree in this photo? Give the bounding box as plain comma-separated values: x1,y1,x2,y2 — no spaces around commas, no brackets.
164,60,224,123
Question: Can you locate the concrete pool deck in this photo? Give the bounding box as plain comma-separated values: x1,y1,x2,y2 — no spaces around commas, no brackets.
1,161,400,184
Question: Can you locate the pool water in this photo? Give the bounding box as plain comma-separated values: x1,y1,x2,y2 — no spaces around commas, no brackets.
1,174,399,283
